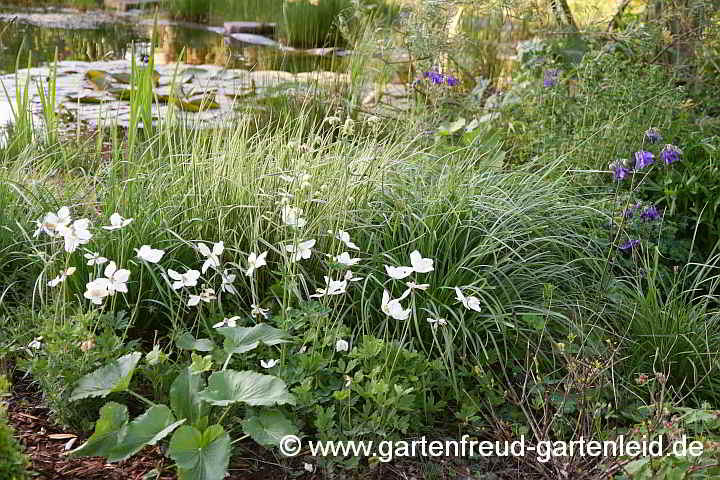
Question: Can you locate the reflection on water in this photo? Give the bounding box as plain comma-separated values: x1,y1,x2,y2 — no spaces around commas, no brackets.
0,17,344,76
0,20,142,74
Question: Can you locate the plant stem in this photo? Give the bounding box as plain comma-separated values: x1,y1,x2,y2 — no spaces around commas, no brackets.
128,390,157,408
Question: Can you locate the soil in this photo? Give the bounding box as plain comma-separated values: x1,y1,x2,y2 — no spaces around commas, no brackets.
4,369,522,480
5,371,295,480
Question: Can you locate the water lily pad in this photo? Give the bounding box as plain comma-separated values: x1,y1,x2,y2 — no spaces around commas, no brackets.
170,96,220,112
109,87,134,100
110,72,132,84
227,33,280,49
66,94,108,104
85,70,113,90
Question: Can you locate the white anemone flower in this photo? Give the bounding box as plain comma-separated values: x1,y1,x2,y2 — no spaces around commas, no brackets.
84,252,108,266
135,245,165,263
197,241,224,273
285,239,315,262
59,219,92,253
344,270,363,282
84,277,113,304
310,276,347,298
405,281,430,291
335,252,361,266
221,270,238,295
260,359,279,369
409,250,434,273
189,287,216,306
104,261,130,294
102,212,133,231
213,316,240,328
251,304,270,319
332,230,359,250
246,251,268,276
381,289,411,320
427,318,448,329
455,287,482,312
168,269,201,290
281,205,307,228
34,206,71,237
47,267,76,287
335,339,349,352
28,337,43,350
385,265,414,280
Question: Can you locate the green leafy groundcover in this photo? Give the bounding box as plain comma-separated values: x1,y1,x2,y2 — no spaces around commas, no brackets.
68,323,298,480
0,376,30,480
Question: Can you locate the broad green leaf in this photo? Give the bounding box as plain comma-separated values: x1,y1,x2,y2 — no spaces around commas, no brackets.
170,368,208,425
199,370,295,407
169,425,231,480
242,410,298,447
176,333,216,352
70,352,142,401
107,405,185,462
71,402,128,457
217,324,290,355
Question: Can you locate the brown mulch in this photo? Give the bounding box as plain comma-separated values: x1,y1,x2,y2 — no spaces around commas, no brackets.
6,370,295,480
5,369,529,480
7,372,175,480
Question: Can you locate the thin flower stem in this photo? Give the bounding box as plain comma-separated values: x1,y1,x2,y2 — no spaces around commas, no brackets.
216,405,232,425
222,352,233,371
230,434,250,445
128,390,156,408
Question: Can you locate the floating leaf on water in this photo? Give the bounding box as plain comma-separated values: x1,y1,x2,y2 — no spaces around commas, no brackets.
227,33,280,48
170,96,220,112
110,72,132,84
180,67,210,77
85,70,110,81
109,87,133,101
65,94,107,104
85,70,112,90
225,90,255,100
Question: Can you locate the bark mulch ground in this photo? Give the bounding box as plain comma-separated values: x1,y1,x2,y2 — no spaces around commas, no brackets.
6,371,292,480
6,369,518,480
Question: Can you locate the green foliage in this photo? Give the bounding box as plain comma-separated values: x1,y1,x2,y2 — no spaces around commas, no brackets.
632,133,720,255
502,43,690,172
0,376,30,480
20,309,136,430
69,323,295,480
70,352,143,401
165,0,210,21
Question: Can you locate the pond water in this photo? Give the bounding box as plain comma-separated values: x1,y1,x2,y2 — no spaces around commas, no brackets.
0,6,345,75
0,3,364,141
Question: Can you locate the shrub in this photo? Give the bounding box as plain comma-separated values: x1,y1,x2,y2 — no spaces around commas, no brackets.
19,308,138,430
0,375,30,480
